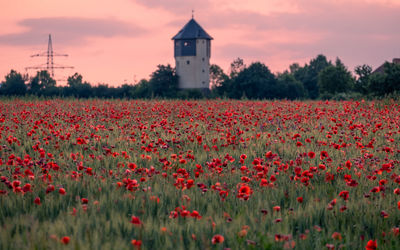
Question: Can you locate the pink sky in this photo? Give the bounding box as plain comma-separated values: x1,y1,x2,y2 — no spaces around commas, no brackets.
0,0,399,86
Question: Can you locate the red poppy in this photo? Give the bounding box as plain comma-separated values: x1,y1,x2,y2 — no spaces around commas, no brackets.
380,210,389,218
345,160,352,169
61,236,70,244
297,197,303,203
238,184,252,197
211,234,224,244
308,151,316,159
339,190,349,201
59,188,66,195
34,197,41,205
131,216,142,225
332,232,342,240
320,151,329,160
326,244,335,250
260,178,269,187
131,239,142,248
365,240,377,250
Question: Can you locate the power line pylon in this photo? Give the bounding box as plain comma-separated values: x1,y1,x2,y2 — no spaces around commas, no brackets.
26,34,74,78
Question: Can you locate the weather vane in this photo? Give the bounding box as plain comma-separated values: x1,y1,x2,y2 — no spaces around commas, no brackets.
192,9,194,19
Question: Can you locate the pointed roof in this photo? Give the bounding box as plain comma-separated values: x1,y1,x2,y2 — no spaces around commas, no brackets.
172,18,213,40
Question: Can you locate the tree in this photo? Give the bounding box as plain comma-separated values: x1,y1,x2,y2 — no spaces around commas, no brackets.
67,73,84,88
65,73,92,97
318,58,354,96
0,70,27,95
229,57,246,78
210,64,228,88
368,62,400,96
354,64,372,95
28,70,56,95
294,54,331,99
277,72,305,100
210,64,229,97
229,62,277,99
149,64,179,98
132,79,151,98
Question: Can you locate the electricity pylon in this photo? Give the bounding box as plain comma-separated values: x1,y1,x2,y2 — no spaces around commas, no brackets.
26,34,74,78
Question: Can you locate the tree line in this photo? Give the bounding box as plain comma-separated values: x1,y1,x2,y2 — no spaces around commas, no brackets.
1,54,400,99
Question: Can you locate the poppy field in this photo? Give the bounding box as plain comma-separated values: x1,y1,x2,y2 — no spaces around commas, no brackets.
0,99,399,249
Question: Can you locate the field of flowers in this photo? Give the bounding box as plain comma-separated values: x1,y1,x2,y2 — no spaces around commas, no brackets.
0,99,399,249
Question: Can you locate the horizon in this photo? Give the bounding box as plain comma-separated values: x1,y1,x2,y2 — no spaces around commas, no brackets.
0,0,399,86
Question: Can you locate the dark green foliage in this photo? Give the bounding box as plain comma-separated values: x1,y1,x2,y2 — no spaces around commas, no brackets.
229,62,278,99
210,64,229,89
148,64,179,98
318,58,354,96
354,64,372,95
1,55,397,100
369,62,400,96
28,71,56,95
229,57,246,79
303,55,332,99
276,72,305,100
0,70,27,95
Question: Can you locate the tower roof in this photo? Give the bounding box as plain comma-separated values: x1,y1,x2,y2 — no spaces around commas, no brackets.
172,18,213,40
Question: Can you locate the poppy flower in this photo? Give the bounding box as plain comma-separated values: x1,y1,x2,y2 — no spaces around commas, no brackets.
81,198,89,204
61,236,70,244
45,185,55,194
345,160,352,169
332,232,342,240
308,151,316,159
131,239,142,248
339,190,349,201
22,183,31,192
190,210,201,219
380,210,389,218
59,188,66,195
320,151,329,160
131,216,142,225
326,244,335,250
260,178,268,187
238,229,247,237
365,240,377,250
34,197,41,205
297,197,303,203
211,234,224,244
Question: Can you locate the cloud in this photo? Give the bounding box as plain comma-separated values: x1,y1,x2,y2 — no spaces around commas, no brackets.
133,0,209,14
0,17,146,46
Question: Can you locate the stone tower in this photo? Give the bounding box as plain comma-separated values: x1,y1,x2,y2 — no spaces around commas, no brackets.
172,17,213,89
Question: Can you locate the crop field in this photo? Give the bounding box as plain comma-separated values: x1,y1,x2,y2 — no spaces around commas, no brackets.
0,99,399,249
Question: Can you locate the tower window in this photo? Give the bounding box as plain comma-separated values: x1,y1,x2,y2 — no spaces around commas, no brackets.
184,41,190,46
202,69,205,73
187,60,190,65
202,81,205,84
202,57,205,61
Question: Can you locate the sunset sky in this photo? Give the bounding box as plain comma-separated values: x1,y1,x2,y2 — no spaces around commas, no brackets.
0,0,399,86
